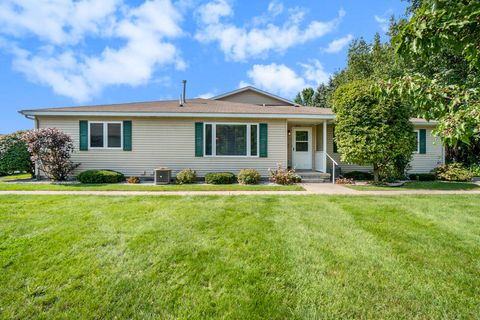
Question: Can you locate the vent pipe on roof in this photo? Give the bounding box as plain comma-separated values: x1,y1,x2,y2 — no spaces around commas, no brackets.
182,80,187,104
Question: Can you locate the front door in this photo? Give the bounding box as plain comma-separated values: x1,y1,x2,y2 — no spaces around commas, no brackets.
292,127,312,170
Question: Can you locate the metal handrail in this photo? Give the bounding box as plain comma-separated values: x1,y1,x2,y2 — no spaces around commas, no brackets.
325,152,339,184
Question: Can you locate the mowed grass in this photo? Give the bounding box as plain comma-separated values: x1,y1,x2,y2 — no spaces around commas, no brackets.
1,195,479,319
0,182,304,192
349,181,480,191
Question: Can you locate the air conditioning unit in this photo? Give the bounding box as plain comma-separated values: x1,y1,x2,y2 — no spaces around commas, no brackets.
154,167,171,185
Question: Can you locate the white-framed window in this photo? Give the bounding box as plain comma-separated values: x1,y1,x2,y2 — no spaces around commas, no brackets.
89,121,123,149
414,130,420,153
204,123,259,157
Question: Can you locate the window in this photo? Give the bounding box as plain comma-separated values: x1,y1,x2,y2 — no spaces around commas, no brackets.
204,123,259,157
89,122,123,149
414,130,420,153
295,131,309,152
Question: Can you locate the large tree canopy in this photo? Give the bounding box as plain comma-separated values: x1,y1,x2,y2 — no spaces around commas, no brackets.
332,80,416,182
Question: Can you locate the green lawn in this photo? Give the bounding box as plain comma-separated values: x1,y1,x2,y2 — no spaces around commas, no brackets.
1,195,479,319
349,181,480,191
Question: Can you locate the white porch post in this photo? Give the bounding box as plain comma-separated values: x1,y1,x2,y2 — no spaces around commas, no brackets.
323,120,327,173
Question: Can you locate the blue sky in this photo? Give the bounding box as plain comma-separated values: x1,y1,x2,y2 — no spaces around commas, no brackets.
0,0,407,133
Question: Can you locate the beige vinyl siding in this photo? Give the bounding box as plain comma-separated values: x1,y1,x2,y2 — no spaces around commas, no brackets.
409,126,444,173
37,116,287,177
216,90,288,106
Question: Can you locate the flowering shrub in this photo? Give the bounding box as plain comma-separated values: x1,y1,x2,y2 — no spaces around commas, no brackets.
22,128,79,181
176,169,197,184
127,176,141,184
269,165,301,185
435,163,473,182
336,177,354,184
237,169,261,185
0,131,34,176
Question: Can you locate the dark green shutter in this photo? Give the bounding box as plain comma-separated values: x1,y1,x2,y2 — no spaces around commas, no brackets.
333,125,338,153
79,120,88,151
195,122,203,157
259,123,268,157
123,121,132,151
419,129,426,154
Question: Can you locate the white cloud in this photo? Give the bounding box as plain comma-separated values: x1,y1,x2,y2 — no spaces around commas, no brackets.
374,10,392,33
324,34,353,53
242,60,329,98
196,0,233,24
195,1,345,61
197,92,216,99
268,1,284,17
0,0,185,102
0,0,120,45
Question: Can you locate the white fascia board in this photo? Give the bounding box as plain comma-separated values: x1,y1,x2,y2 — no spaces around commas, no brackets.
19,111,336,120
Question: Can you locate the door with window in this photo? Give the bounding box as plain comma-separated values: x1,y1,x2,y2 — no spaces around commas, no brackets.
292,127,312,169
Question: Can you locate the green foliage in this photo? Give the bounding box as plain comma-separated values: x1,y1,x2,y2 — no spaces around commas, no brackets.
0,131,34,176
343,171,373,181
392,0,480,146
408,173,436,181
469,164,480,177
205,172,236,184
294,88,315,106
332,80,416,182
176,169,197,184
435,163,473,182
237,169,261,185
268,165,301,185
77,170,125,184
396,0,480,71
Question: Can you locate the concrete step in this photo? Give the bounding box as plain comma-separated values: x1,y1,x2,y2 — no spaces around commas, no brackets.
297,171,332,183
301,178,331,183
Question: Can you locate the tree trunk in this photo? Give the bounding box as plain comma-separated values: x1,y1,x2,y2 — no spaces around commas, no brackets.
373,164,380,182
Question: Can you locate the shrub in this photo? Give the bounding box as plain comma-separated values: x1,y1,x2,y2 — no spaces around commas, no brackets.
176,169,197,184
237,169,261,185
127,176,140,184
343,171,373,181
22,128,79,181
268,165,301,185
469,164,480,177
336,177,354,184
0,131,34,176
77,170,125,184
409,173,436,181
205,172,236,184
435,163,473,182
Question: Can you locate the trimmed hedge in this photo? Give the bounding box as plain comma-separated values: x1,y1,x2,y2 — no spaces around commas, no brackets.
237,169,261,185
205,172,236,184
343,171,373,181
77,170,125,184
409,173,436,181
176,169,197,184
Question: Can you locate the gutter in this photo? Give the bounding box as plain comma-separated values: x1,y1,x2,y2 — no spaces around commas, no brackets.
18,110,336,120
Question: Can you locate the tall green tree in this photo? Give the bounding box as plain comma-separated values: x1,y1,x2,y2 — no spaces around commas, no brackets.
390,0,480,145
332,80,416,182
294,87,315,106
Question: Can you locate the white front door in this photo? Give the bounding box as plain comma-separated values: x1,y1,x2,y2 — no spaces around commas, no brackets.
292,127,312,170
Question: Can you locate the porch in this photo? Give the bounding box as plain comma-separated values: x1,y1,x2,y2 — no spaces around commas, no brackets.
287,119,339,178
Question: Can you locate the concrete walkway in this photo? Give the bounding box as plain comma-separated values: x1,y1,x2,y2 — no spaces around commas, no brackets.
0,184,479,196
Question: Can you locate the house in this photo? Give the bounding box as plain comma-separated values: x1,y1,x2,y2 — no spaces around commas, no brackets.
19,85,445,180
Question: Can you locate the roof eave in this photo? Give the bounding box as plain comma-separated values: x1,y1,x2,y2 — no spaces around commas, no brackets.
20,110,335,119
